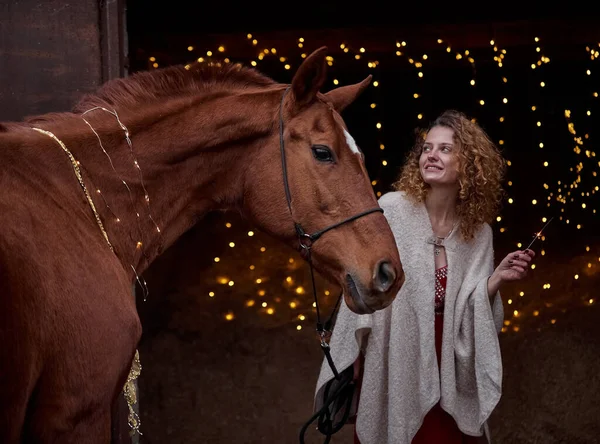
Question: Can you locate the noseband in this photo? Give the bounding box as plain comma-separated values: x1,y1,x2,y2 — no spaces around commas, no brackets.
278,88,383,443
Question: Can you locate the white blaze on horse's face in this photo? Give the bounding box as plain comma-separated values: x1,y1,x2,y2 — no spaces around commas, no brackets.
343,129,362,157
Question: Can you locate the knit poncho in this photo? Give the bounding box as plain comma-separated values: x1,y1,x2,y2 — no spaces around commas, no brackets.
314,191,504,443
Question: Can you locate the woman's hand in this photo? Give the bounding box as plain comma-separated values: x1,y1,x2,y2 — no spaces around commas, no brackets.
488,249,535,297
497,249,535,281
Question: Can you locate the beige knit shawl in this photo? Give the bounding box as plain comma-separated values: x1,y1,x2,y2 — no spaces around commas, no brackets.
313,191,504,443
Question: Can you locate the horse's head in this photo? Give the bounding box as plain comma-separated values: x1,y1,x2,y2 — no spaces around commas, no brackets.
244,47,404,314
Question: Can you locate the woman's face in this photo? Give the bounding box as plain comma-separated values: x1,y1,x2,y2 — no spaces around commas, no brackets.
419,125,460,188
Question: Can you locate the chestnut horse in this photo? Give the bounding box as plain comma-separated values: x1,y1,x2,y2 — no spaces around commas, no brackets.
0,47,404,442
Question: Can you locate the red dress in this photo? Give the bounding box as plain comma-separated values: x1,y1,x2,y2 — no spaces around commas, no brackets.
354,265,480,444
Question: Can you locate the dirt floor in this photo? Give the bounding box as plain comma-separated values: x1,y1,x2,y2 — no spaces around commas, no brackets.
133,217,600,444
135,308,600,444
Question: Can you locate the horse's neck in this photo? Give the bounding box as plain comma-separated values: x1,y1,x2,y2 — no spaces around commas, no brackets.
64,88,281,276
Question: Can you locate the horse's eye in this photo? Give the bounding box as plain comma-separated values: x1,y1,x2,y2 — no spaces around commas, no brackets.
312,145,334,163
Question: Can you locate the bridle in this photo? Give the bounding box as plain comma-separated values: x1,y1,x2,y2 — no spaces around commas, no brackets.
278,86,383,360
277,87,383,443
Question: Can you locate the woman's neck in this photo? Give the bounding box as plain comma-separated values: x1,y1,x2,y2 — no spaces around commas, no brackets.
425,186,458,237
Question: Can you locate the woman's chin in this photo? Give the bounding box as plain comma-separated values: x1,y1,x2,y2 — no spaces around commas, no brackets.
421,176,443,186
421,175,457,188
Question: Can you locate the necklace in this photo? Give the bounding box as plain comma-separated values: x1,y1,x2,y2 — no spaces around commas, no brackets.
427,222,456,256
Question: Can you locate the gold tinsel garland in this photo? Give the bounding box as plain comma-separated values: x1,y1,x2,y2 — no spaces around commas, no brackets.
124,349,142,436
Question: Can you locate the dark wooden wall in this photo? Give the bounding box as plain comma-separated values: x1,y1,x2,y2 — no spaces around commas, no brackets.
0,0,126,122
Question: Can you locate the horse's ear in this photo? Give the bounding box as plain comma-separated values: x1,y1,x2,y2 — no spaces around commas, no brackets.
290,46,328,111
324,75,372,113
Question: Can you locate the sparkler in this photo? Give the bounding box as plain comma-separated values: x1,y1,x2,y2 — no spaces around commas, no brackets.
524,217,554,251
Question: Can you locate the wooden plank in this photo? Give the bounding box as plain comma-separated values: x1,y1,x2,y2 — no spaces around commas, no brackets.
0,0,104,121
100,0,128,81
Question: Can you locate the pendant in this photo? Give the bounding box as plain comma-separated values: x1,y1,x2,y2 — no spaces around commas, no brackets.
427,235,446,257
426,235,445,247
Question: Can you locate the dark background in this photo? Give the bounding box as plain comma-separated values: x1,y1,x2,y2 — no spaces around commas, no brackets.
126,2,600,443
2,1,600,442
122,2,600,443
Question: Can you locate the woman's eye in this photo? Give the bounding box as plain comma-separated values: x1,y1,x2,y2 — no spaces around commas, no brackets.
312,145,334,162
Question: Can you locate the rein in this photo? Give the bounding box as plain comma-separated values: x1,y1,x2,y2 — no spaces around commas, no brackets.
276,88,382,443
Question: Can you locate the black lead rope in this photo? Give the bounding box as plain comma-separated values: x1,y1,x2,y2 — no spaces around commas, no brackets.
297,246,356,444
298,362,355,444
277,87,382,443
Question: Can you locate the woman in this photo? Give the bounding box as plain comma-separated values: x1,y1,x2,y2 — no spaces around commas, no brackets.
313,110,534,444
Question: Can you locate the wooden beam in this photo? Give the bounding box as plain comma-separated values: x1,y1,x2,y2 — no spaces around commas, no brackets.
100,0,128,81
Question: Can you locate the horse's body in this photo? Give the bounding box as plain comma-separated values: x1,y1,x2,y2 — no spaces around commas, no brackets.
0,48,404,442
1,126,139,443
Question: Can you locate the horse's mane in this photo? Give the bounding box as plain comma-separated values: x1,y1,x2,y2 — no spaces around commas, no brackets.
74,61,277,112
18,62,277,125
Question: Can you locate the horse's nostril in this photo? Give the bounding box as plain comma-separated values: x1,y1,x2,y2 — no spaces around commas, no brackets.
374,260,396,293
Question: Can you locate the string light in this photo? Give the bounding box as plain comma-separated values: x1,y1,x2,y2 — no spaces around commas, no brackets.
487,37,513,224
558,109,597,228
31,111,165,434
531,37,551,211
139,33,600,336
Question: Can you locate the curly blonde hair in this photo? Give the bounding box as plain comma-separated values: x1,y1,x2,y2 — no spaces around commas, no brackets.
393,110,506,240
